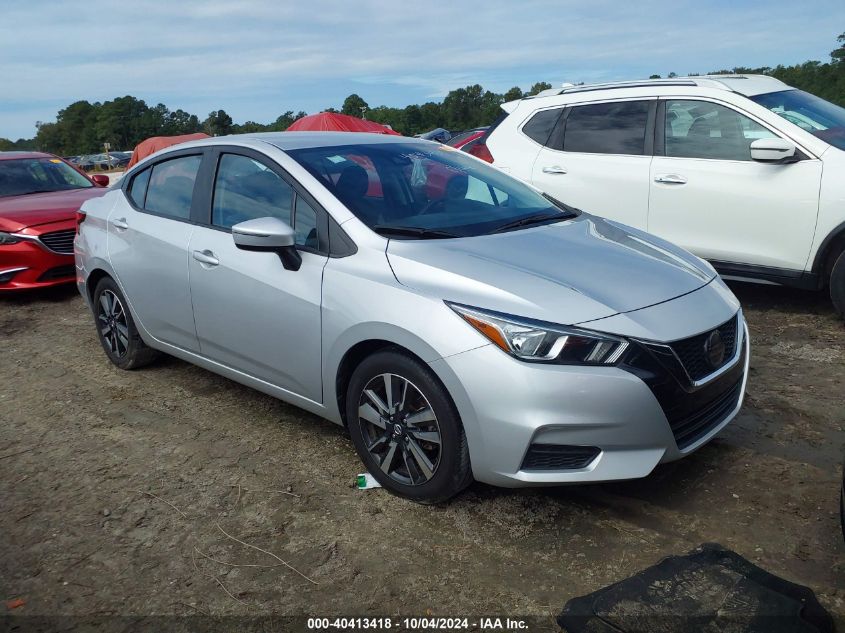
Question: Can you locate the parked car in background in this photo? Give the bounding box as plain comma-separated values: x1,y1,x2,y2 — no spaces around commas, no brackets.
80,152,131,171
447,127,488,152
416,128,452,143
477,75,845,317
0,151,108,290
76,132,748,503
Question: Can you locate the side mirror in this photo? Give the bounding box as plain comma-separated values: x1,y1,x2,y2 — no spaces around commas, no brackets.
750,138,798,163
91,174,110,187
232,217,301,271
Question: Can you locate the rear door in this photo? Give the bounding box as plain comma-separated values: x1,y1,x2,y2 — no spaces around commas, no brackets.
648,98,823,271
187,149,328,402
108,151,205,351
531,99,655,230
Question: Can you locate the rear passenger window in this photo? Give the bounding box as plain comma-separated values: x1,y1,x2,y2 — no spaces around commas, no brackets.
212,154,294,229
563,101,650,155
144,155,202,220
128,168,150,208
522,108,562,145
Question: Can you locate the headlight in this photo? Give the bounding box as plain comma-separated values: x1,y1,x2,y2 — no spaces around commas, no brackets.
0,232,22,245
447,303,629,365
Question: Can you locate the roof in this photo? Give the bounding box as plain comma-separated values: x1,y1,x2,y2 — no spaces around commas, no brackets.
183,131,423,152
0,151,54,161
524,74,792,101
285,112,400,135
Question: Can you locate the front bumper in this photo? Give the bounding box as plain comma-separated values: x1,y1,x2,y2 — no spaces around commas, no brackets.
0,236,75,291
431,317,749,488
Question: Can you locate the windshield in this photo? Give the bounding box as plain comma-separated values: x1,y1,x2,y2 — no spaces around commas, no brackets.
0,158,93,198
750,89,845,150
287,142,570,238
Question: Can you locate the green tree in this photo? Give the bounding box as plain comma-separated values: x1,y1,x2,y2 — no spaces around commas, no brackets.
649,74,662,79
832,31,845,62
529,81,552,95
503,86,524,101
203,110,233,136
161,109,201,136
341,94,369,117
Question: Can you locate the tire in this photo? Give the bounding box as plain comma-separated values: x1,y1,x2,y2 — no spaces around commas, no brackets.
346,349,472,504
92,277,159,370
830,249,845,319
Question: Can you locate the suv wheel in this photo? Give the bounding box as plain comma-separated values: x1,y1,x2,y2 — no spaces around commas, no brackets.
93,277,159,370
346,349,472,503
830,249,845,318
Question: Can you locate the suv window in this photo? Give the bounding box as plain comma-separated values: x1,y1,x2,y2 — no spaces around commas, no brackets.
144,155,202,219
522,108,562,145
212,154,294,229
562,101,650,155
664,100,778,161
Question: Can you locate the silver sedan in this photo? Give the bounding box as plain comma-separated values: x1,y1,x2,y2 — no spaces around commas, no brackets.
75,132,749,503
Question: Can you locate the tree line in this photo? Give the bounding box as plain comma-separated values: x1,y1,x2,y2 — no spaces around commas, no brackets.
2,32,842,156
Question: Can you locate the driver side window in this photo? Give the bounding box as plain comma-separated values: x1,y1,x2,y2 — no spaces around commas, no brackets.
212,154,293,229
664,100,777,161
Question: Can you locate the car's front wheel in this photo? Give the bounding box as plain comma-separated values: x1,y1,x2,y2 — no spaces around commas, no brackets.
92,277,159,370
346,349,472,503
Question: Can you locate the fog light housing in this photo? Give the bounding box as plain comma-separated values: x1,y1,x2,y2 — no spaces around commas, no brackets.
0,267,27,284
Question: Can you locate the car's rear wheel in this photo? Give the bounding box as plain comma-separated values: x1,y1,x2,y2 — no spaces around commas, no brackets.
93,277,158,370
830,248,845,319
346,349,472,503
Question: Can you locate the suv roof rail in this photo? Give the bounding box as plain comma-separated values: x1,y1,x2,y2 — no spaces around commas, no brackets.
525,79,698,99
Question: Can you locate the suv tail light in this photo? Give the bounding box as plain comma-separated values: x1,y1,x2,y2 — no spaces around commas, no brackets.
75,209,86,234
468,142,494,163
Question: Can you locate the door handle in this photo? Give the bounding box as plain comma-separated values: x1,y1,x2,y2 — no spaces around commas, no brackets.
654,174,688,185
111,217,129,230
192,250,219,266
542,165,568,175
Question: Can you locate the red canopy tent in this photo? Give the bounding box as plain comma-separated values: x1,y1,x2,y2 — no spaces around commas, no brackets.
126,132,210,169
286,112,400,135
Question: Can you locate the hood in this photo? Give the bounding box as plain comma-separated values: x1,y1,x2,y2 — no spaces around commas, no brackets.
0,187,107,232
386,214,716,325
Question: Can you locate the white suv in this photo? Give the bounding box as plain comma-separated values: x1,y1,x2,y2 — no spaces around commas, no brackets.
474,75,845,316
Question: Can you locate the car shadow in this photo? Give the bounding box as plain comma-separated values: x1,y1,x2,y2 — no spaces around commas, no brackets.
724,279,835,317
0,283,79,305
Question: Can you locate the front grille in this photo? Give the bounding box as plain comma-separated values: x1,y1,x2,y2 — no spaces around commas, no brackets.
521,444,600,471
37,265,75,281
38,229,75,254
669,314,738,382
669,379,743,450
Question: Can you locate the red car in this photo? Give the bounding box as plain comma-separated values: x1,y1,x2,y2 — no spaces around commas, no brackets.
0,152,109,290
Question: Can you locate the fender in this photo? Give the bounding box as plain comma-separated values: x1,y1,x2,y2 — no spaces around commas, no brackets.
811,220,845,276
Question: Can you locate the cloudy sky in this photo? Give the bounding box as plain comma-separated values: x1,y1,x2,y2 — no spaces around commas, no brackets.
2,0,844,139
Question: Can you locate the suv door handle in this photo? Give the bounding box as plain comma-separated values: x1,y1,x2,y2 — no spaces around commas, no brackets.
111,217,129,230
192,250,219,266
654,174,688,185
542,165,567,175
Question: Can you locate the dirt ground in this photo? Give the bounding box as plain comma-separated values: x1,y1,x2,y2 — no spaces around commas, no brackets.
1,281,843,628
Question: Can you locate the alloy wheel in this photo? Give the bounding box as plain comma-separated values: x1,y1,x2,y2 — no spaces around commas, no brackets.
357,373,442,486
97,290,129,358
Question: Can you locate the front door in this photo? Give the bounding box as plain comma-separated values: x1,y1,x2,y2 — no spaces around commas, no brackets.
187,152,327,402
648,99,823,271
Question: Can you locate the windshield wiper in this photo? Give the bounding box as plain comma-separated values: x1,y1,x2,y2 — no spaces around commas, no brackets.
542,193,581,215
372,225,459,239
489,212,569,234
